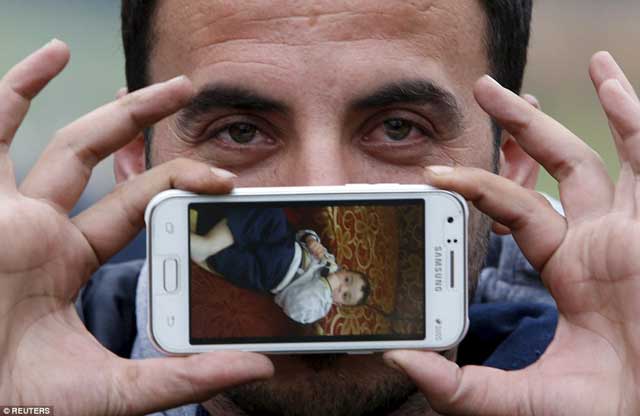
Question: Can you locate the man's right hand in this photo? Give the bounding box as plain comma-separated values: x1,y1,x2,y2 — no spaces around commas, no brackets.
0,40,273,415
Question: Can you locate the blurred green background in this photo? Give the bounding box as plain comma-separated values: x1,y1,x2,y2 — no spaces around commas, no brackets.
2,0,639,203
2,0,122,203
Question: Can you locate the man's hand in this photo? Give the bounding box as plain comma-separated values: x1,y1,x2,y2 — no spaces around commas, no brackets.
0,40,273,415
384,51,640,415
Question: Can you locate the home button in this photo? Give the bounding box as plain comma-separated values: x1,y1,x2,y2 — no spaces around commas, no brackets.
163,259,179,293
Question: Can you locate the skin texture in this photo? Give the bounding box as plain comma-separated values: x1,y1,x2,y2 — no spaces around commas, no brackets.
129,1,507,414
0,41,275,416
384,57,640,416
326,270,366,306
5,1,640,416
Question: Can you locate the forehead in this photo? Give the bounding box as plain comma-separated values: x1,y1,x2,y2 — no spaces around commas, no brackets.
346,274,364,293
346,271,363,281
150,0,489,100
153,0,480,45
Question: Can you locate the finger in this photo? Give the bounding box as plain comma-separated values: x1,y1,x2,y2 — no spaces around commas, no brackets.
590,51,639,103
20,75,194,212
72,158,236,267
425,165,566,271
492,221,512,235
597,79,640,217
590,51,639,165
0,39,69,189
384,350,528,416
115,87,128,100
611,163,636,215
474,75,614,221
598,79,640,176
522,93,541,110
0,39,69,147
114,351,273,416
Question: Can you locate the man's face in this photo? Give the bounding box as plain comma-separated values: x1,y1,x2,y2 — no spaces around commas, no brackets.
147,0,494,414
328,271,365,306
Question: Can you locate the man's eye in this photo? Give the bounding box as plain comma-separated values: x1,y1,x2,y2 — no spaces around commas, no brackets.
363,117,432,146
226,122,257,144
383,118,413,141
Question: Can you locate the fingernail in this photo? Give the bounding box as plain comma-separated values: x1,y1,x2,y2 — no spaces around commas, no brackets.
427,165,454,175
165,74,189,85
43,38,62,48
600,50,614,61
210,167,237,179
482,74,502,87
610,79,624,91
601,78,625,96
116,87,128,99
383,353,406,372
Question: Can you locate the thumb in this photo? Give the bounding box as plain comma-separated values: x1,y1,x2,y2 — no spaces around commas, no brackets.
384,350,529,416
113,351,274,415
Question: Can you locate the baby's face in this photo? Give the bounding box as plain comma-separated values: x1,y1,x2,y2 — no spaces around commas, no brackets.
329,271,365,306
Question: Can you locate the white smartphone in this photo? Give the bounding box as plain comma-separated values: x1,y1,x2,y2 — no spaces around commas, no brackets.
146,185,468,354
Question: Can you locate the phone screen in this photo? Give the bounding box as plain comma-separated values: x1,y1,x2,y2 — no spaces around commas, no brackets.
188,200,425,344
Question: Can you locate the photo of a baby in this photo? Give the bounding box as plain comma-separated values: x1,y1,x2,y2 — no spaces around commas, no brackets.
190,207,371,324
188,201,425,341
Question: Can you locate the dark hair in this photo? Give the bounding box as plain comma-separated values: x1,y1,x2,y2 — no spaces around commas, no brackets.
121,0,532,165
354,272,371,306
479,0,533,166
121,0,157,98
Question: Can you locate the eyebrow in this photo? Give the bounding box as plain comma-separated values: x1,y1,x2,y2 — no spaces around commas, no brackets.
175,79,464,137
176,84,289,135
350,79,464,133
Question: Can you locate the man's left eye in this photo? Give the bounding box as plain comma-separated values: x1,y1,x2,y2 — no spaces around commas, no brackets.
383,118,413,141
363,117,431,144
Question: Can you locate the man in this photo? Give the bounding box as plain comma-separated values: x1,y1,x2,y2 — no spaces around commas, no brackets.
1,0,640,415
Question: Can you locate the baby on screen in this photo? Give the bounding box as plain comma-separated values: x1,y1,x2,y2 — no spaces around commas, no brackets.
190,207,370,324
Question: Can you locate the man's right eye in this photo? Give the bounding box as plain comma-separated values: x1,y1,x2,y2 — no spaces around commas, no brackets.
221,122,258,144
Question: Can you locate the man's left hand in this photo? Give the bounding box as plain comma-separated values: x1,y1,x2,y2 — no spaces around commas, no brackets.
385,51,640,416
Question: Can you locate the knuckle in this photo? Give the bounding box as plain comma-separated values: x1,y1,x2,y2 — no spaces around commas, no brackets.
555,148,605,180
2,78,29,104
506,112,534,137
51,128,100,172
110,363,141,416
117,92,147,130
588,149,607,170
111,178,131,195
109,179,143,227
50,127,66,143
530,190,552,207
550,156,576,180
117,90,142,109
168,157,199,173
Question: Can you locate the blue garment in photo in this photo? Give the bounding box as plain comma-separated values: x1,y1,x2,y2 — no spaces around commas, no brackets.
205,207,296,292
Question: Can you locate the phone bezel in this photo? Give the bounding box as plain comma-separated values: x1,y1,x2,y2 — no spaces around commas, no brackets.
146,185,468,354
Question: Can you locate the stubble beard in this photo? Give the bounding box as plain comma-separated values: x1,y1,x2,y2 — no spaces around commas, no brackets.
210,209,492,416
